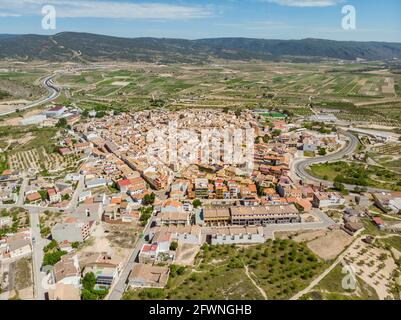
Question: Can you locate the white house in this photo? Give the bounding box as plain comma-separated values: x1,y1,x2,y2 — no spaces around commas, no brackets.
52,254,81,287
85,178,108,189
211,226,265,245
389,198,401,214
312,192,346,208
6,239,32,260
78,191,92,203
45,105,67,118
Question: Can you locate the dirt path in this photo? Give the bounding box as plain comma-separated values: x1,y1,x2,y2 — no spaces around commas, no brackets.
290,229,364,300
244,265,267,300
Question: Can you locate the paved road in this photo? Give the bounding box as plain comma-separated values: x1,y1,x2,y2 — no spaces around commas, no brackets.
293,131,391,193
108,215,156,300
294,131,359,185
16,176,29,207
0,75,60,117
30,207,49,301
64,175,85,212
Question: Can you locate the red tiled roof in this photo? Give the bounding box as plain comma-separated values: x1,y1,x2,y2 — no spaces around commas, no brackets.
117,179,132,187
373,217,384,225
48,189,57,196
49,105,65,111
27,192,41,202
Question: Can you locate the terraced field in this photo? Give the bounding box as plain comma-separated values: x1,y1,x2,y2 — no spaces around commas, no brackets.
0,125,79,175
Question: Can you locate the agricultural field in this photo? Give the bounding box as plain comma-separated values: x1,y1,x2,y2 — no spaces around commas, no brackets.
377,236,401,252
306,230,353,261
0,125,79,175
7,147,74,174
51,61,401,126
123,239,328,300
342,239,398,300
0,152,8,173
1,60,400,128
312,99,401,126
369,143,401,173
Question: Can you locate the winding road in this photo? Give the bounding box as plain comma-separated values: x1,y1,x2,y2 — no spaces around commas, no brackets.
293,131,390,193
0,75,60,117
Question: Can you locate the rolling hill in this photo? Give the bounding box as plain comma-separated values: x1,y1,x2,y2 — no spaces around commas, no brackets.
0,32,401,63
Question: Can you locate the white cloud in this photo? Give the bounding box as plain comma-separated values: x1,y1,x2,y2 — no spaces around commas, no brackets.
266,0,343,7
0,12,22,17
0,0,213,19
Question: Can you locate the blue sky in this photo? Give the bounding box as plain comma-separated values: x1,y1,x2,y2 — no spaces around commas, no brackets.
0,0,400,42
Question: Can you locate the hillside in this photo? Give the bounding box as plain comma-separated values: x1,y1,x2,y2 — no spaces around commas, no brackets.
1,32,401,63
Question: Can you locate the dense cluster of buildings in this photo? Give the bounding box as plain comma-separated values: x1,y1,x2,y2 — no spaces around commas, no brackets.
3,107,401,300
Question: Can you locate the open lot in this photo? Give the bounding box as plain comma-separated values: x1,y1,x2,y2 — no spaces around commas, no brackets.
174,244,201,266
0,257,34,300
1,60,401,128
307,230,353,261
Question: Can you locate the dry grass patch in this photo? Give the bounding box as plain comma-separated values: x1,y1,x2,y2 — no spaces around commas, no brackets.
307,230,353,260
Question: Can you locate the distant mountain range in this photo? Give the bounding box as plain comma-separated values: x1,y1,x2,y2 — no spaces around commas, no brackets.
1,32,401,63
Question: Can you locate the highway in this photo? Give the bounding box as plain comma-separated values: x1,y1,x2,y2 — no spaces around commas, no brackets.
0,75,60,117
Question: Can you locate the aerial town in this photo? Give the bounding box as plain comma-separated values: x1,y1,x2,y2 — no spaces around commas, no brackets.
0,0,401,304
1,101,401,301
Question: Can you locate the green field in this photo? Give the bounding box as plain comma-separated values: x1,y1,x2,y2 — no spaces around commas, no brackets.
123,239,328,301
379,236,401,251
308,161,401,191
0,152,8,173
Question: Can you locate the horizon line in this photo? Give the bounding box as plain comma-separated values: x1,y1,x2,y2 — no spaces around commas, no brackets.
1,31,401,44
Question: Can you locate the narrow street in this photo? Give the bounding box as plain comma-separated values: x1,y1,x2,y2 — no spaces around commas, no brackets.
30,208,49,301
16,176,29,207
108,215,157,300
